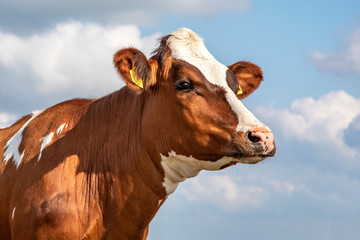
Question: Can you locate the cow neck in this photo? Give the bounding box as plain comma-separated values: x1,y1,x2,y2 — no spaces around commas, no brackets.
77,87,166,235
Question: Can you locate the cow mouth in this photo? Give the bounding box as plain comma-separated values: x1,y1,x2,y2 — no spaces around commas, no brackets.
225,154,265,165
224,147,276,165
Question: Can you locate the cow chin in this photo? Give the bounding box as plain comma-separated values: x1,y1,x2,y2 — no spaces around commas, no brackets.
229,155,266,165
218,156,264,169
222,144,276,166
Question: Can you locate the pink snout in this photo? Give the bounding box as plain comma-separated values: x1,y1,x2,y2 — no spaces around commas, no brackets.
247,127,276,156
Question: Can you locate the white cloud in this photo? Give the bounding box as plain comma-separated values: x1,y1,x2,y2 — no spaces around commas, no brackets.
256,90,360,157
269,180,295,194
310,28,360,76
0,0,252,33
344,115,360,150
181,174,267,211
176,165,360,214
0,112,17,128
0,22,161,98
178,171,303,212
168,0,251,16
0,0,252,21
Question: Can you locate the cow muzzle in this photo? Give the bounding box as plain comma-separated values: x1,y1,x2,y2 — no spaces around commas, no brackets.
227,126,276,164
247,126,276,156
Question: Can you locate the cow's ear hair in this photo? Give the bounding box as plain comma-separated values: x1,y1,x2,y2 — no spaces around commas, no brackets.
228,61,263,99
114,48,154,93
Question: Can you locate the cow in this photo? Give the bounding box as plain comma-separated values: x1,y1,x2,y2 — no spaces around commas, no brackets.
0,28,275,239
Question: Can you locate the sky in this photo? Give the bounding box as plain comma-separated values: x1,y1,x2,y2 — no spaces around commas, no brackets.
0,0,359,239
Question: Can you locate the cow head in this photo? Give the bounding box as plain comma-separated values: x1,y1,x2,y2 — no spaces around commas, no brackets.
114,28,275,194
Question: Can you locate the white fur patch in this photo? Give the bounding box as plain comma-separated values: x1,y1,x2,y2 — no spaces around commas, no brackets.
12,207,16,220
38,132,54,161
160,150,240,195
38,123,67,161
3,110,42,168
160,150,267,195
167,28,262,132
56,123,67,135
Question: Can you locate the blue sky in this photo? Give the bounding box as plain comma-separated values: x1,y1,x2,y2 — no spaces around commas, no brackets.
0,0,360,239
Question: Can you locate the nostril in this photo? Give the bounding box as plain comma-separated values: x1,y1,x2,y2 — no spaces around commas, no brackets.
247,131,261,143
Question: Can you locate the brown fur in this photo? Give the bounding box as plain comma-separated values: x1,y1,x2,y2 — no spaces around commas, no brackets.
228,61,263,99
0,34,273,239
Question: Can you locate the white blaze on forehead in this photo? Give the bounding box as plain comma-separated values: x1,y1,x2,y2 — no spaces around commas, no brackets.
3,110,42,168
167,28,262,132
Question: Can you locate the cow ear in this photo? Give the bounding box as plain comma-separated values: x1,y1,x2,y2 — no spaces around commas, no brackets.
114,48,155,93
228,61,263,99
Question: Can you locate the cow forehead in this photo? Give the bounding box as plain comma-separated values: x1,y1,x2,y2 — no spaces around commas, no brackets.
166,28,261,132
166,28,228,87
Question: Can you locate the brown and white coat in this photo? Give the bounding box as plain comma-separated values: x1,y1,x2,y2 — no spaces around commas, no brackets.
0,28,275,239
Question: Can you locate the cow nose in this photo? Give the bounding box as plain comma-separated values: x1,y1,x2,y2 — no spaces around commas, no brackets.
247,127,275,156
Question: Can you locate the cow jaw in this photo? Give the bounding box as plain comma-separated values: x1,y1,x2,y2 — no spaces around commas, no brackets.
160,150,269,195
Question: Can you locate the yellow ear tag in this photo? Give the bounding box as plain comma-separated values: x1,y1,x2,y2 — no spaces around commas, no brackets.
236,85,243,95
129,68,144,89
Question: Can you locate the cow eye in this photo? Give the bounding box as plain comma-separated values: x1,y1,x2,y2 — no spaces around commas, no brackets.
176,81,193,91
